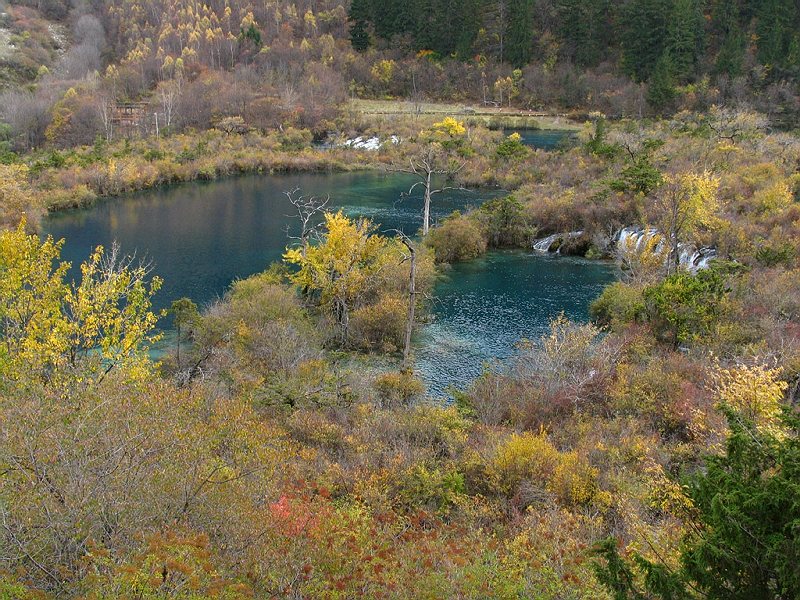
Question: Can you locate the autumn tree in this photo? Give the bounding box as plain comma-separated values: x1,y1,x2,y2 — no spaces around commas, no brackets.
0,165,40,229
651,171,720,274
392,117,469,236
283,211,396,345
0,223,162,387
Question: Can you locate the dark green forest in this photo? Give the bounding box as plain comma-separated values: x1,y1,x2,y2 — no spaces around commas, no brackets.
350,0,800,110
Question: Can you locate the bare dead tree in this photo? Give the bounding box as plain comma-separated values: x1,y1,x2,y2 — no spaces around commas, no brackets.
390,146,467,236
393,231,418,370
284,187,330,257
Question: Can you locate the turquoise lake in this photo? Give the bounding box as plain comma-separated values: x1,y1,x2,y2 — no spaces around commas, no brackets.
44,169,617,396
504,128,578,150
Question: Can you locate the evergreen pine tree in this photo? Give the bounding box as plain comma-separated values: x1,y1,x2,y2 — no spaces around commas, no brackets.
505,0,535,66
558,0,612,68
595,407,800,600
349,0,373,51
756,0,796,68
712,0,745,77
647,52,677,112
621,0,672,81
664,0,706,82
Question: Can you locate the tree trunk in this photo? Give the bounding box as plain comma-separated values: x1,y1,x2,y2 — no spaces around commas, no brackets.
176,323,181,368
422,171,432,235
336,298,349,346
403,243,417,370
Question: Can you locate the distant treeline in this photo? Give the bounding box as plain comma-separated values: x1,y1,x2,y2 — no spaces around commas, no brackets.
350,0,800,98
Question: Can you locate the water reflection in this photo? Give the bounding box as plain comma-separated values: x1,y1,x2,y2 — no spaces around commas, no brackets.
44,172,616,393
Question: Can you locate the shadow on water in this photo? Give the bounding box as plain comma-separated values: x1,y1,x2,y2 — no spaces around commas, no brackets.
44,171,616,394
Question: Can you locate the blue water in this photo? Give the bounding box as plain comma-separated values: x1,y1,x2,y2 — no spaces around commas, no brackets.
505,128,577,150
416,251,617,395
43,171,616,394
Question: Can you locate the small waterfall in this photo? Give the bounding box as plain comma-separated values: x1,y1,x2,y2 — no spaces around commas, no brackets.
615,227,716,273
532,233,561,252
532,231,584,253
341,135,399,151
617,227,663,253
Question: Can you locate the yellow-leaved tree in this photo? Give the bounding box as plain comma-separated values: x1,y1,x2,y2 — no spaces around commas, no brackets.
0,221,162,388
652,171,720,274
284,211,396,346
714,364,788,434
0,164,40,229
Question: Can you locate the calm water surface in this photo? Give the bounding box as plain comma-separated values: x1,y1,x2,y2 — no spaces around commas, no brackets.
418,251,616,395
505,128,577,150
44,171,616,395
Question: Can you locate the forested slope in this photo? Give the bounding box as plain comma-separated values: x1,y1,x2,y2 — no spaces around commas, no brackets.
3,0,800,154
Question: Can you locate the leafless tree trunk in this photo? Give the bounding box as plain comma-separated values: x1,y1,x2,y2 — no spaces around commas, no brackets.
158,78,181,130
285,187,330,257
398,235,417,370
391,146,466,236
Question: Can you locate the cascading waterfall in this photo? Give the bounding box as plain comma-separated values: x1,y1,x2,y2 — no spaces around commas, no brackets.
532,231,584,253
532,233,561,252
616,227,716,273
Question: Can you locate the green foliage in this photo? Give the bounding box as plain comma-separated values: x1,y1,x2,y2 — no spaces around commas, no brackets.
590,281,646,329
643,267,729,346
393,464,466,515
594,407,800,600
681,407,800,598
477,195,535,248
425,211,487,263
349,0,372,51
756,0,798,69
610,151,665,195
557,0,612,67
505,0,535,67
169,297,199,366
170,297,199,332
496,132,529,160
620,0,670,82
585,116,619,158
663,0,705,83
647,53,677,113
239,22,262,49
755,243,796,267
278,128,313,151
0,576,36,599
712,1,745,77
0,124,17,165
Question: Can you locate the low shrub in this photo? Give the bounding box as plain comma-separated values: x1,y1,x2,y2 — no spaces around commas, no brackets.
373,370,425,407
350,293,407,352
426,211,487,263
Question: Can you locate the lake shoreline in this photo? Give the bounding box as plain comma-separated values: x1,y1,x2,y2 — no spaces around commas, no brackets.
44,172,617,395
26,125,578,231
